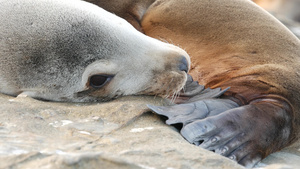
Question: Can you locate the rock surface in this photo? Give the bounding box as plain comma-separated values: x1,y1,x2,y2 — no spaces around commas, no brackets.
0,93,300,169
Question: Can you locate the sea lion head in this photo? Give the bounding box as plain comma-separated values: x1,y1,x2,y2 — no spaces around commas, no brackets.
0,0,190,102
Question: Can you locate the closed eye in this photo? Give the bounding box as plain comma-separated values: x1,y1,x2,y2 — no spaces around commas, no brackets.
89,74,114,88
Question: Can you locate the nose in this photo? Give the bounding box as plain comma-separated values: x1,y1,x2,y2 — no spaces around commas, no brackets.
178,56,189,73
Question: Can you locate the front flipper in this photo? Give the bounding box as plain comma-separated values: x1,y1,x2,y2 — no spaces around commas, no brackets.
148,99,238,126
172,75,230,104
150,97,294,168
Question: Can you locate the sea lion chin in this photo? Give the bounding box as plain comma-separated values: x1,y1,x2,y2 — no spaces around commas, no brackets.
0,0,190,102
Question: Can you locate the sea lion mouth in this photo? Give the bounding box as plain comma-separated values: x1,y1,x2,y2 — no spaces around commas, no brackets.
135,69,188,98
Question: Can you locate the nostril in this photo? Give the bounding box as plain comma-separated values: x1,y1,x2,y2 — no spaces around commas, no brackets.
179,56,189,73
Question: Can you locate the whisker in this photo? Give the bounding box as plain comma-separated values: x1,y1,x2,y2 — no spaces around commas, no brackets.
182,85,186,94
170,91,176,104
174,91,180,103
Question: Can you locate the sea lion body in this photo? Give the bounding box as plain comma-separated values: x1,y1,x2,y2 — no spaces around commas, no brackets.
143,0,300,166
89,0,300,167
141,0,300,108
0,0,190,102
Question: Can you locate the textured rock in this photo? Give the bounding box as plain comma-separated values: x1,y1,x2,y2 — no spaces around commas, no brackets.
0,93,299,169
257,141,300,168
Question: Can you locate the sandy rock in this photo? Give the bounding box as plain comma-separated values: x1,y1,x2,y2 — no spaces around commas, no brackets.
1,93,300,169
0,94,244,169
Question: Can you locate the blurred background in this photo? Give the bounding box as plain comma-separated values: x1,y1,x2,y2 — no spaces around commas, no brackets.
253,0,300,38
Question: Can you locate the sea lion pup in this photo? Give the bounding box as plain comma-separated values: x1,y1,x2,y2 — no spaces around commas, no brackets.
0,0,192,102
89,0,300,167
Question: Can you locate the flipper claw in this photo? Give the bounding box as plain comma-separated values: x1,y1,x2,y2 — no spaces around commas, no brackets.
180,119,216,144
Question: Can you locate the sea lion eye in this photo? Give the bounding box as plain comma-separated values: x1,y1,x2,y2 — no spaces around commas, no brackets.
89,75,113,88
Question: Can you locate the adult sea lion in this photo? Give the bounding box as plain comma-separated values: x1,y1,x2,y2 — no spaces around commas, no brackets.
89,0,300,167
0,0,191,102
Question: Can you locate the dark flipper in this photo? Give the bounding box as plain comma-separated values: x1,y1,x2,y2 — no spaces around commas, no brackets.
172,75,230,104
148,74,237,127
181,99,293,167
149,97,294,168
147,99,238,126
148,76,294,168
